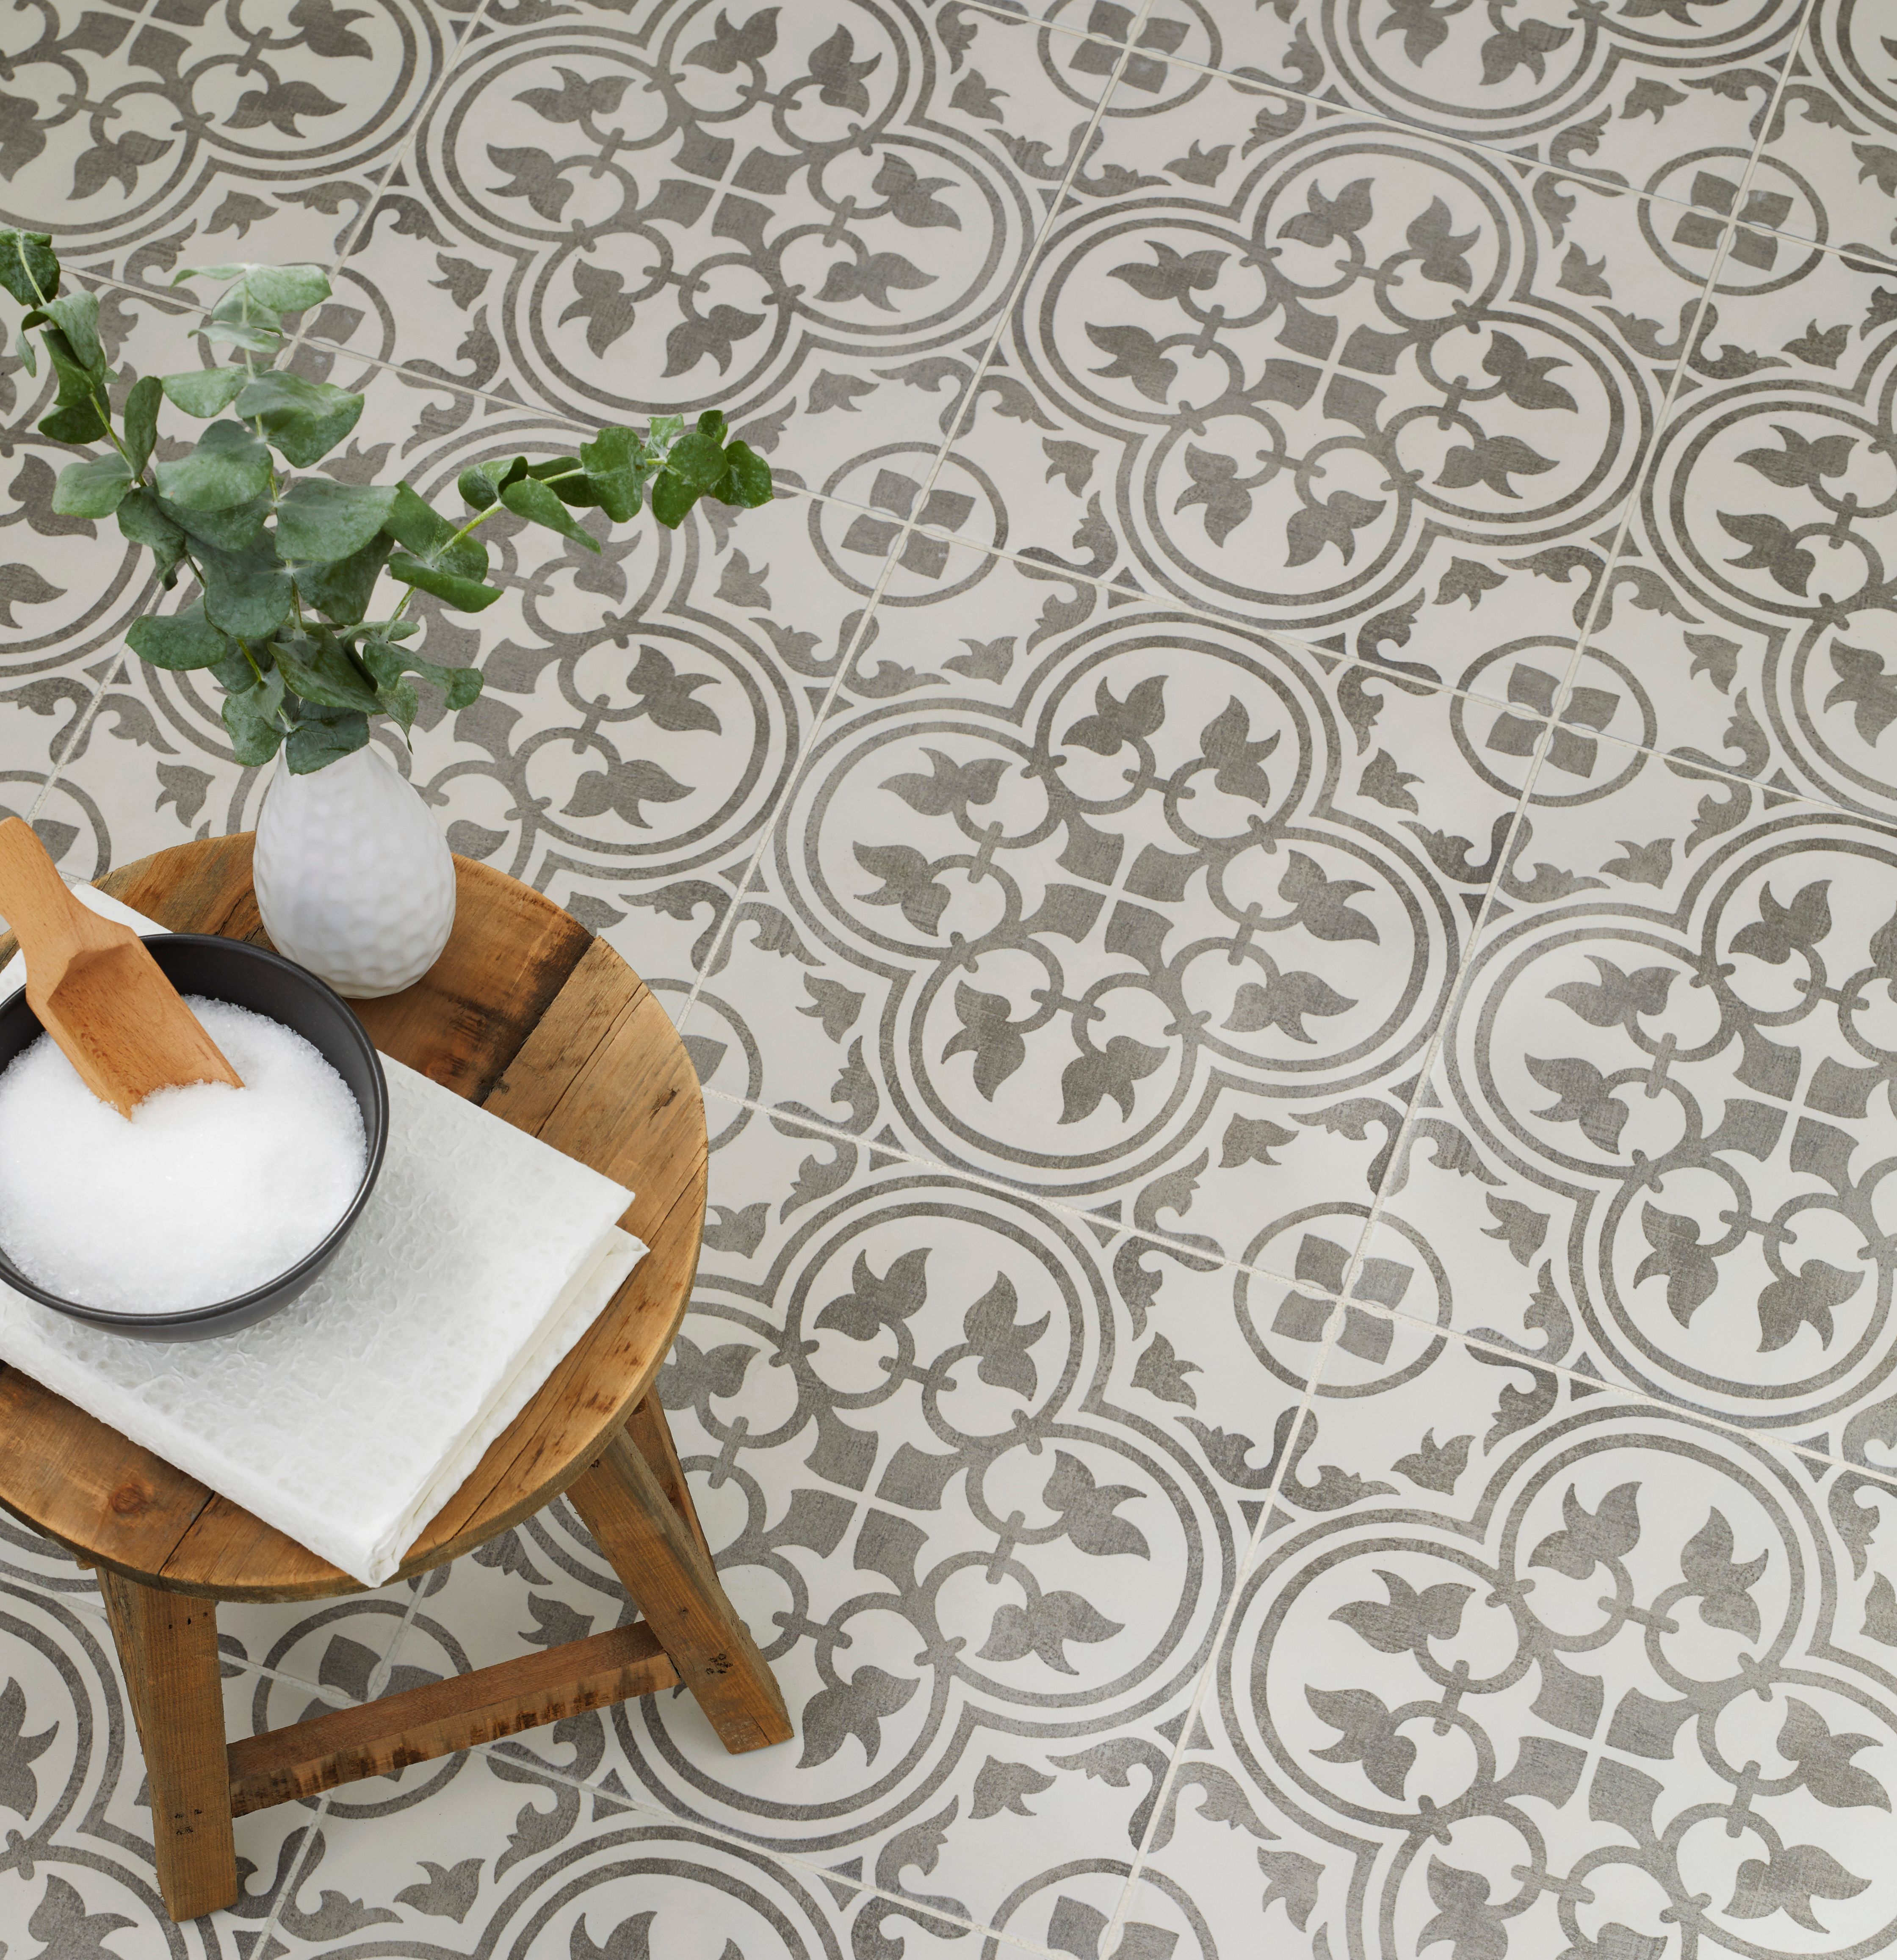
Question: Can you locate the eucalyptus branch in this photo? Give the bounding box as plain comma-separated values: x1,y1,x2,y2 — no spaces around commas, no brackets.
0,231,775,774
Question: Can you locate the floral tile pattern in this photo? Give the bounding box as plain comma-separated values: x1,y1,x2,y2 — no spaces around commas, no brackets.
7,1,1897,1957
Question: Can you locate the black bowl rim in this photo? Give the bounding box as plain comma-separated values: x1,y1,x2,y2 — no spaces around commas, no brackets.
0,933,390,1333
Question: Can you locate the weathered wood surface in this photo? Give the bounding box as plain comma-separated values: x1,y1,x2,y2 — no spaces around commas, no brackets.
226,1621,678,1815
570,1427,791,1755
0,837,707,1601
98,1568,235,1921
0,817,242,1115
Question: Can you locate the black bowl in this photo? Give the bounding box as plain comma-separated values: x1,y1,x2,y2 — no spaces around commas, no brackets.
0,933,389,1341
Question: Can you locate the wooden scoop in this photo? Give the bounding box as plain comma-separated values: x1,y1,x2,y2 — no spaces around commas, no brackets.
0,817,242,1115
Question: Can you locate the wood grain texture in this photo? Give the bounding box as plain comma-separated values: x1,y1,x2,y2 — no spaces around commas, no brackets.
0,818,242,1115
0,836,705,1601
570,1428,791,1755
0,1371,211,1581
97,1569,236,1920
226,1622,678,1815
625,1393,714,1568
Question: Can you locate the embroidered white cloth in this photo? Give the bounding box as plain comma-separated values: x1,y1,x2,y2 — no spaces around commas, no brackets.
0,887,645,1585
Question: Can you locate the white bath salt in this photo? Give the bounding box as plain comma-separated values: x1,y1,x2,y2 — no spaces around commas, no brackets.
0,997,367,1314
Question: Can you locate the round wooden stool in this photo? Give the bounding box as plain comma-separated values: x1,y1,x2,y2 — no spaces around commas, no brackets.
0,835,791,1922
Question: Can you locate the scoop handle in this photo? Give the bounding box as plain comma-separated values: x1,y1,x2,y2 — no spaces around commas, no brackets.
0,817,120,972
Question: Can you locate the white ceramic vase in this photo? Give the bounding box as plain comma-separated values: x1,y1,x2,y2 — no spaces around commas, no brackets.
253,743,454,999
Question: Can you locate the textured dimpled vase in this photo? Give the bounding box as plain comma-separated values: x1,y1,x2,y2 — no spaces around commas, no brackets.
253,745,454,999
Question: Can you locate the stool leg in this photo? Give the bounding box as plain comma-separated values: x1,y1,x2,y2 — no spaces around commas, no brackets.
98,1570,237,1920
569,1424,792,1755
622,1394,714,1566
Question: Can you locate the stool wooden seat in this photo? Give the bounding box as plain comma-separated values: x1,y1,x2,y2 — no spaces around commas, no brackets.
0,835,791,1922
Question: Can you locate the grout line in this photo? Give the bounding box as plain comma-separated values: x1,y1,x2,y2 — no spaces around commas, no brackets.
253,1794,332,1954
1266,192,1750,1508
899,18,1136,521
1552,0,1807,729
952,0,1865,271
241,1587,431,1949
1319,1288,1896,1489
1095,0,1263,1937
465,1736,1062,1956
44,277,1897,846
693,1085,1312,1292
675,534,907,1026
673,23,1142,1023
329,0,506,279
684,1078,1893,1534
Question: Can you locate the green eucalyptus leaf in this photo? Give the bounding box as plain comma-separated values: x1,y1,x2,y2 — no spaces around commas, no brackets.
35,326,109,442
454,455,529,511
174,262,255,287
578,427,652,523
382,481,455,555
285,707,369,774
386,551,503,612
649,469,696,529
719,439,772,508
44,294,105,375
274,479,396,562
51,452,134,518
375,675,419,733
210,645,255,693
13,322,35,378
663,429,729,495
381,484,489,581
41,329,99,406
524,455,581,479
292,532,392,624
355,617,420,643
155,491,269,553
199,319,282,356
153,420,271,511
233,370,364,468
499,473,599,550
360,639,482,712
182,264,327,353
160,368,247,418
38,399,108,444
243,265,330,313
126,599,228,671
199,535,292,638
0,230,58,307
122,374,161,477
273,634,381,712
695,409,727,440
221,665,286,766
550,472,601,508
645,413,685,455
116,489,188,583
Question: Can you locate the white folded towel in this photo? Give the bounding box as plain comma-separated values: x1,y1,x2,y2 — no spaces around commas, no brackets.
0,889,647,1584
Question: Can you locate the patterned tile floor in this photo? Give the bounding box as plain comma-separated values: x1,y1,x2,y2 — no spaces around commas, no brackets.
2,0,1897,1954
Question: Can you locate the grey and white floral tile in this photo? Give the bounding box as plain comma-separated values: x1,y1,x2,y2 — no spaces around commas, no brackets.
686,594,1528,1273
0,1572,373,1954
19,0,1897,1954
313,0,1128,513
935,66,1727,700
1194,0,1813,223
1138,1323,1897,1960
1753,14,1897,270
259,1773,985,1960
0,0,464,295
386,1151,1264,1938
1366,774,1897,1450
1602,234,1897,825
